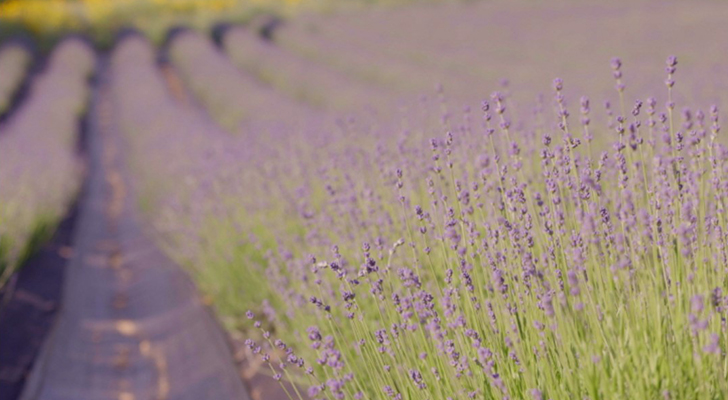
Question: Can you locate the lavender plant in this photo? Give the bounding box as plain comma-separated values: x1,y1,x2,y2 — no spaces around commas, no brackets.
0,38,94,285
117,33,728,398
237,57,728,400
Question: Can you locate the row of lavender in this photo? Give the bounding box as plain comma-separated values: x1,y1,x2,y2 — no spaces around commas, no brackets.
113,32,399,331
122,24,728,399
109,34,292,328
221,27,404,117
0,39,94,285
167,29,312,132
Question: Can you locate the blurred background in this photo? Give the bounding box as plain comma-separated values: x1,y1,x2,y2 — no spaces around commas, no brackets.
0,0,413,48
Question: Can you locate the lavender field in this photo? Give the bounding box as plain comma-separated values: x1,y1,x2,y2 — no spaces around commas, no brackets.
0,38,93,285
2,1,728,399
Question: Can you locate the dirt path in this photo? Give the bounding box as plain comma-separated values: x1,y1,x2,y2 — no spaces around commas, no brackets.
19,59,250,400
0,202,78,400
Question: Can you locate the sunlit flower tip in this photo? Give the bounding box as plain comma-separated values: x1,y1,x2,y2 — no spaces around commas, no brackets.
481,101,490,112
552,78,563,91
409,369,426,389
531,389,544,400
580,96,590,111
632,100,642,116
610,57,622,70
245,310,254,319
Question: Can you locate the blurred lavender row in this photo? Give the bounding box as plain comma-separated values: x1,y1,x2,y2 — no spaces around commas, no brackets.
0,43,32,115
111,34,226,248
222,27,401,115
110,34,273,288
167,30,313,132
0,38,95,284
